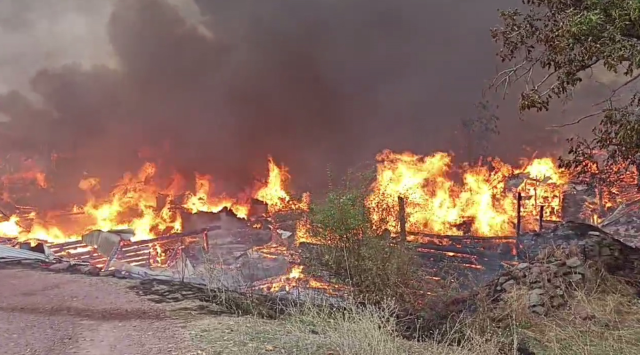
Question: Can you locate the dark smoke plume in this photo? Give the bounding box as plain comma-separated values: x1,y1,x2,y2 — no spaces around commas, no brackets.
0,0,593,198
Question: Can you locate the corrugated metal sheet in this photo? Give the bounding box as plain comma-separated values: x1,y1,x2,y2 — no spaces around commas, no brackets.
0,244,51,261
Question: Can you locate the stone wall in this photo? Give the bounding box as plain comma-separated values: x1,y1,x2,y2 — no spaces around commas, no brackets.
497,221,640,315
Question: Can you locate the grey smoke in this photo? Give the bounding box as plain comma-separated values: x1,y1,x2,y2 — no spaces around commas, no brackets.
0,0,587,198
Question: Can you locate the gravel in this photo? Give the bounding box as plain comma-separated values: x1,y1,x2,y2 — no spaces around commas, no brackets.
0,267,198,355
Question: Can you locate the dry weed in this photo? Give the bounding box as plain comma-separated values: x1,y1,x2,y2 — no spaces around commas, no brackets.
522,276,640,355
283,300,500,355
460,267,640,355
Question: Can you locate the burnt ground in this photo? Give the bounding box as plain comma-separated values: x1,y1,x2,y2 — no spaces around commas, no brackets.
0,267,204,355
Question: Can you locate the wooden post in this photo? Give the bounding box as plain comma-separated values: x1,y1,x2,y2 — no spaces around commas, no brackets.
538,205,544,232
398,196,407,244
516,192,522,236
202,230,209,252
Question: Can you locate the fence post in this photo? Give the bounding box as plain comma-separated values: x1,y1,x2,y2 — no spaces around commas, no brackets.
398,196,407,244
538,205,544,232
516,192,522,237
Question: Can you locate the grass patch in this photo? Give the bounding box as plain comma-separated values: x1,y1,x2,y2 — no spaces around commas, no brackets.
191,257,640,355
517,278,640,354
189,301,498,355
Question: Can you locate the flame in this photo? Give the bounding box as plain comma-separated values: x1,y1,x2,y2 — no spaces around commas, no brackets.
0,156,306,244
0,157,48,192
257,265,342,294
0,215,22,236
366,150,568,236
72,162,181,242
295,217,313,244
182,173,250,218
0,149,573,248
253,157,309,214
571,152,639,223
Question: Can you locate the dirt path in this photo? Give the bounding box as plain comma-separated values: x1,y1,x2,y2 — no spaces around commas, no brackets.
0,268,199,355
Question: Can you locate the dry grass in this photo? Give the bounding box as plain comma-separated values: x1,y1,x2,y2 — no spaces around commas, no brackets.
280,301,499,355
457,267,640,355
515,278,640,354
188,301,498,355
189,259,640,355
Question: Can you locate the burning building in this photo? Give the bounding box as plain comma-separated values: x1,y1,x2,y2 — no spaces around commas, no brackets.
1,146,638,296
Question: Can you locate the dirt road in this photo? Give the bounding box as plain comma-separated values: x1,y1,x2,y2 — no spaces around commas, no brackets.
0,268,198,355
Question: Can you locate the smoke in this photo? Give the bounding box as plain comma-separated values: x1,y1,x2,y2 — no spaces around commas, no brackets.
0,0,586,196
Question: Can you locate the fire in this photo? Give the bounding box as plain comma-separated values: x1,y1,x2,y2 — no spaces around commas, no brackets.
295,217,313,244
0,149,571,247
0,156,305,244
366,150,567,236
0,156,49,194
253,157,310,214
0,215,22,236
257,265,343,294
182,173,250,218
79,162,183,241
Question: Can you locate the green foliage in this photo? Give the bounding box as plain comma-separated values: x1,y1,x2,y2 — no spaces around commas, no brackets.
492,0,640,111
559,96,640,186
302,170,428,308
309,182,371,245
490,0,640,179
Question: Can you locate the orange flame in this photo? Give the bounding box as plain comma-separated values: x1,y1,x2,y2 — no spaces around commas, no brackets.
366,150,567,236
253,157,309,214
182,173,250,218
0,156,306,244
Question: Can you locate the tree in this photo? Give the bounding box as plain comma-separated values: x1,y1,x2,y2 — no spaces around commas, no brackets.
489,0,640,187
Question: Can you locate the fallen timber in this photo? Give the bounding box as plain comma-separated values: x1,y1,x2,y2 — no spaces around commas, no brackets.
403,233,517,286
47,225,221,268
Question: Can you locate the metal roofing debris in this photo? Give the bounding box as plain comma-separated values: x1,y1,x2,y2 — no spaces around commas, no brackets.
0,244,52,262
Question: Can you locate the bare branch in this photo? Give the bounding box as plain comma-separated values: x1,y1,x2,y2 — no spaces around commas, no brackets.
534,70,558,91
488,58,543,99
549,110,605,128
489,61,528,94
593,72,640,107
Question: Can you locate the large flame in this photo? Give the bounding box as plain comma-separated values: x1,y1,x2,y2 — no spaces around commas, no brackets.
366,150,568,236
0,150,570,244
0,156,303,244
79,162,183,242
182,173,250,219
253,157,310,214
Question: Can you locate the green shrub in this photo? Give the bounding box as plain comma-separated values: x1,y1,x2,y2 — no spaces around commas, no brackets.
301,170,428,308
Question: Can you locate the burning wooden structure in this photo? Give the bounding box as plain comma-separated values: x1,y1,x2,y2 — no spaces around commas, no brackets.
2,150,638,297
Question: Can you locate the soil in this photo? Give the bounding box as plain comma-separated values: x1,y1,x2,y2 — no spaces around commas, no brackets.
0,267,199,355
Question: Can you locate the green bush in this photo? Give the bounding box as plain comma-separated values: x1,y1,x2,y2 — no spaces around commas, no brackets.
301,170,428,308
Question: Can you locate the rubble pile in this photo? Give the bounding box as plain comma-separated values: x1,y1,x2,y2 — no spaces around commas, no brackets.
598,198,640,247
518,222,640,275
494,257,587,315
494,221,640,316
